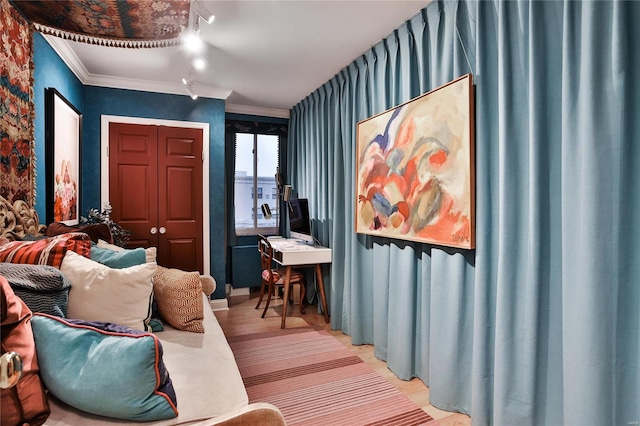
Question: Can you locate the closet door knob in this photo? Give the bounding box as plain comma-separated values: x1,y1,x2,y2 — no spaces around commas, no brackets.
159,227,167,234
150,227,157,234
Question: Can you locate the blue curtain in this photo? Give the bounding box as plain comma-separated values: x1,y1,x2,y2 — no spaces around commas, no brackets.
288,1,640,424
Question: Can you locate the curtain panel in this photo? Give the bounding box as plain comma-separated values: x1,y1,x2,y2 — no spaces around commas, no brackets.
288,1,640,425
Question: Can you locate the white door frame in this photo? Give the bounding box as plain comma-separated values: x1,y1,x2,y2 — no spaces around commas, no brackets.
100,115,211,275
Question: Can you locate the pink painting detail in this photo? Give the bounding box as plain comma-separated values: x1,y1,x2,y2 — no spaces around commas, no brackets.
355,74,475,249
54,159,77,222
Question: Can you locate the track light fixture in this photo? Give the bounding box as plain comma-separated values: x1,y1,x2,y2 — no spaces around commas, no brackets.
192,0,215,25
184,83,198,100
192,57,206,70
182,32,204,53
182,69,198,100
179,1,215,101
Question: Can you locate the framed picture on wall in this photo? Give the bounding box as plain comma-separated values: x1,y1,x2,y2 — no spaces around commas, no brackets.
45,88,82,225
355,74,475,249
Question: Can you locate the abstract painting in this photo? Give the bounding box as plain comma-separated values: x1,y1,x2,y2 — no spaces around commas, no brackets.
355,74,475,249
45,88,82,225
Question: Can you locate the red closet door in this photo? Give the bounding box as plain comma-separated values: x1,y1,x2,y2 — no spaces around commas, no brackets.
109,123,203,273
157,126,203,273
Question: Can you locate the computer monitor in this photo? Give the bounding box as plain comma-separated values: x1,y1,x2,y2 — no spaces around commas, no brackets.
288,198,313,244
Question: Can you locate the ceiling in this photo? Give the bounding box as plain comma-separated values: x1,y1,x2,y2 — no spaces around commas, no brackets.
44,1,431,118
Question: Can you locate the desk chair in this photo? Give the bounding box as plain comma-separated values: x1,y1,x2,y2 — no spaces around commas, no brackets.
255,235,306,324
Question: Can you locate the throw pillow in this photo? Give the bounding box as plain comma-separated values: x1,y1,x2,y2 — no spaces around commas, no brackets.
31,314,178,422
0,277,50,426
90,245,147,269
0,263,71,317
45,222,113,244
200,274,216,296
97,239,157,263
153,266,204,333
0,232,91,268
62,251,156,331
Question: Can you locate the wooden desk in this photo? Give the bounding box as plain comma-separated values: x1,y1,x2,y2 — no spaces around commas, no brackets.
267,238,331,328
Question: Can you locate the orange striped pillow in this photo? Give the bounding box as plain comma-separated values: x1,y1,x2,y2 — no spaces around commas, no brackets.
0,233,91,268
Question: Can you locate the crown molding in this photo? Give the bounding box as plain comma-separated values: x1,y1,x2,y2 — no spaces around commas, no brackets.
83,74,232,100
225,103,290,119
42,34,90,82
41,35,289,115
41,34,231,100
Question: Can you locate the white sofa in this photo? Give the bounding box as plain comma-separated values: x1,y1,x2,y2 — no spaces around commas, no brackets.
43,294,286,426
0,196,286,425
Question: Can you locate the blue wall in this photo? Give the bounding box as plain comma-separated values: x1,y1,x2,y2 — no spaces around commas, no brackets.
83,87,226,299
32,33,84,221
32,35,227,299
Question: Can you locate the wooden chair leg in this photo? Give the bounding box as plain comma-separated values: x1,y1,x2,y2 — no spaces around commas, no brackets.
261,283,273,318
255,280,267,309
299,283,306,314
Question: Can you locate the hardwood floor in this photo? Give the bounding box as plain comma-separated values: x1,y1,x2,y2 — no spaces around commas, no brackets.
214,290,471,426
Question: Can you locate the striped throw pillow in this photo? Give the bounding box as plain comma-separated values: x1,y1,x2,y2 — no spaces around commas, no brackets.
0,232,91,268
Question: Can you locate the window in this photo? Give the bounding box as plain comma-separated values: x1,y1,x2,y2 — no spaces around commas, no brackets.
250,208,264,220
234,133,279,235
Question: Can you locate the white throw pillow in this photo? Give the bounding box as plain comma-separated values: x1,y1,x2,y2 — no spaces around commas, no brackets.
96,239,157,263
62,251,157,330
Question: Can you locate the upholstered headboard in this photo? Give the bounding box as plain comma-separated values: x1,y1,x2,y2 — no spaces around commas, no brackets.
0,196,45,239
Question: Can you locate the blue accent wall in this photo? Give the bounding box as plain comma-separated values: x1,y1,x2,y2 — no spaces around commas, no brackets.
83,87,227,299
32,33,84,220
31,35,227,299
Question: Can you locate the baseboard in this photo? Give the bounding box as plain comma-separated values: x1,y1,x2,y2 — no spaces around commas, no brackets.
225,282,251,297
210,298,229,311
229,287,250,297
210,284,250,311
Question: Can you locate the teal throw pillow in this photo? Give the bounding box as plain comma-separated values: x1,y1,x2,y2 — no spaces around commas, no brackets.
31,314,178,421
90,246,146,269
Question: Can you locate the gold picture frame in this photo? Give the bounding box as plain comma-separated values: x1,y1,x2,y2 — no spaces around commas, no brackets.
355,74,475,249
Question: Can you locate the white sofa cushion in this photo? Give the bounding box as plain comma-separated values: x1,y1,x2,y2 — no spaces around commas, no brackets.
62,250,156,331
44,294,249,425
156,294,249,423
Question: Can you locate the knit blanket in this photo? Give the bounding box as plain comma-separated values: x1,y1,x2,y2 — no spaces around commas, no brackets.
0,263,71,317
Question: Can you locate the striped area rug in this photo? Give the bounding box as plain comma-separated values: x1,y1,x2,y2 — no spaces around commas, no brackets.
227,327,438,426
